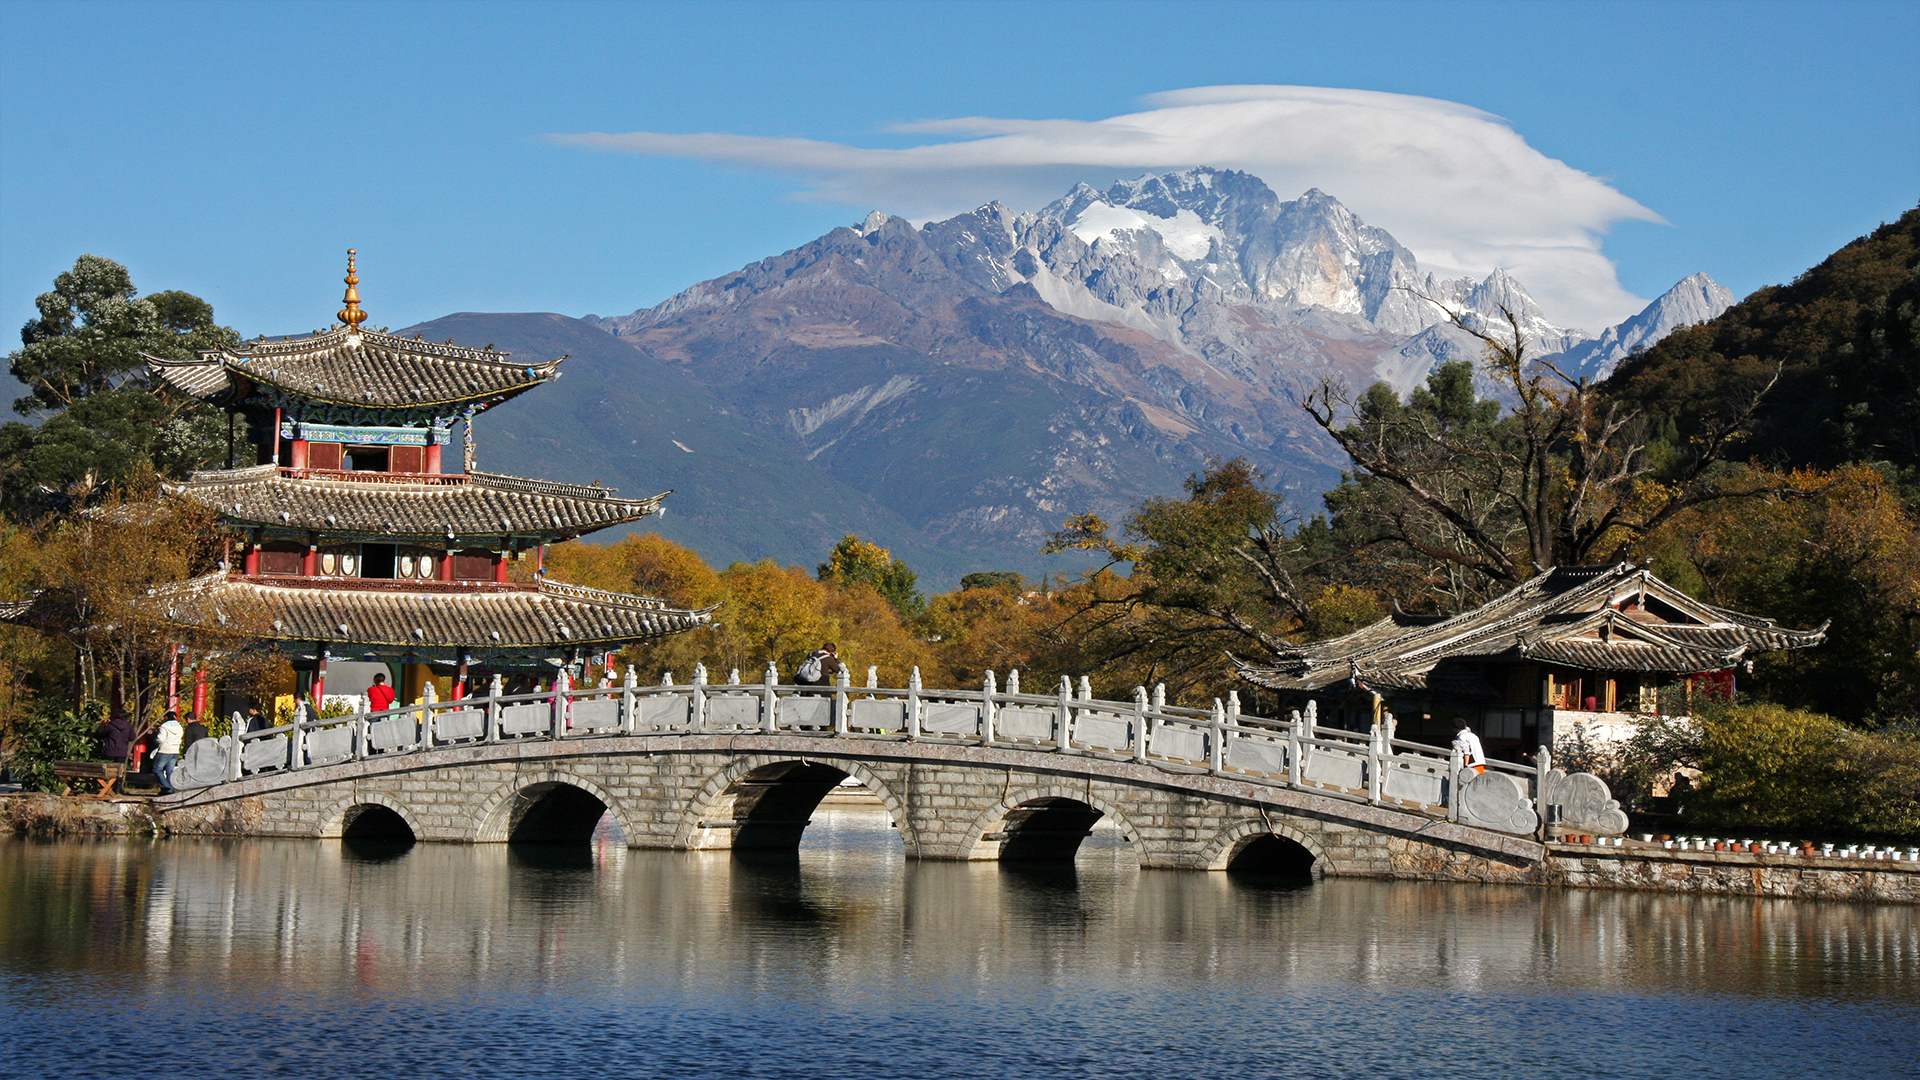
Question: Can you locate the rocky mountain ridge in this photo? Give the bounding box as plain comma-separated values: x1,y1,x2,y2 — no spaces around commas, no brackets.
565,169,1729,579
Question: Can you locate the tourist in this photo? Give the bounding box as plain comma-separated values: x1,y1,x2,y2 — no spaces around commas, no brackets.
367,672,396,713
794,642,842,689
1452,719,1487,775
95,712,134,764
244,702,269,733
182,713,209,753
153,711,185,794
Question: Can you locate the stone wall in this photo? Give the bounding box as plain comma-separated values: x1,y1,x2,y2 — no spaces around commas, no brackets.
1544,845,1920,904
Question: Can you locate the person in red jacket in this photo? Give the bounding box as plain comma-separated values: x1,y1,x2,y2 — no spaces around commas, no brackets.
367,672,397,713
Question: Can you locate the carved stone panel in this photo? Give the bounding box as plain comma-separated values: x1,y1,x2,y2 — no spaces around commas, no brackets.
781,696,831,730
996,706,1052,742
499,703,548,736
1545,769,1629,836
1225,735,1287,776
570,699,621,732
922,703,979,735
1303,749,1365,791
639,696,689,730
306,726,353,765
705,696,759,730
435,708,485,742
243,733,289,772
1150,724,1207,763
1074,712,1131,752
1381,759,1445,805
173,736,230,788
367,716,416,752
1456,770,1539,834
850,698,905,732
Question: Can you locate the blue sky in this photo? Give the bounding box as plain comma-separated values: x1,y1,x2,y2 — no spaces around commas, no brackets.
2,0,1915,341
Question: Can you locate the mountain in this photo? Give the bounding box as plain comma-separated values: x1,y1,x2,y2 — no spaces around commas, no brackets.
1556,273,1736,380
394,170,1723,586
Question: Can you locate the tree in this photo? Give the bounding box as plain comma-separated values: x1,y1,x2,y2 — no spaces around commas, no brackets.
817,534,924,618
1041,458,1340,701
1305,301,1780,598
2,256,238,514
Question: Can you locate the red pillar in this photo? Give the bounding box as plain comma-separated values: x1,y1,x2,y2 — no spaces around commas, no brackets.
493,552,508,583
244,534,260,576
302,542,317,576
312,647,329,705
454,655,469,700
425,442,442,474
438,548,453,582
290,438,308,470
192,669,208,720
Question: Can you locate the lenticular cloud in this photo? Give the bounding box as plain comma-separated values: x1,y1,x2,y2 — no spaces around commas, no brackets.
553,85,1664,329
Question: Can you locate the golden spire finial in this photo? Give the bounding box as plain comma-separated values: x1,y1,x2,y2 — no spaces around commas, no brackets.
337,249,368,329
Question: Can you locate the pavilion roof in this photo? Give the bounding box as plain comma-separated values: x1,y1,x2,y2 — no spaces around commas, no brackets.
146,327,560,414
147,572,714,652
1233,563,1826,694
164,466,666,542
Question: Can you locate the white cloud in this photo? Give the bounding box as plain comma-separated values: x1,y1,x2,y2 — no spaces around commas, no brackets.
553,86,1665,329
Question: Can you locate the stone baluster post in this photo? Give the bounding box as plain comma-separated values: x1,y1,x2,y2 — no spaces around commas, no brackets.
982,670,997,744
1225,690,1241,768
907,666,922,740
1151,683,1167,758
1367,717,1385,805
762,660,779,733
1287,708,1304,787
1209,699,1225,774
1078,675,1092,701
227,720,243,782
1448,745,1465,823
1007,669,1021,697
485,673,503,743
729,668,741,686
621,662,638,735
1131,686,1149,764
1536,744,1553,818
421,678,438,750
834,663,851,736
691,663,708,732
1057,675,1073,752
867,665,879,689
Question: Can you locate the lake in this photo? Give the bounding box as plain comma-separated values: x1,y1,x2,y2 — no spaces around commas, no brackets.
2,801,1916,1079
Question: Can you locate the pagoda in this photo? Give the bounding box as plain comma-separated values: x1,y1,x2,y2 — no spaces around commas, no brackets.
144,251,712,707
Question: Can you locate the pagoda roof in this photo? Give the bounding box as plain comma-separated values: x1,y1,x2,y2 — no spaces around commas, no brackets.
147,572,714,653
164,465,666,542
1233,563,1827,694
146,327,560,414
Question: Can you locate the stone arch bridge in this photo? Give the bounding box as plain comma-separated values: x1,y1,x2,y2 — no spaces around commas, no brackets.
159,668,1626,881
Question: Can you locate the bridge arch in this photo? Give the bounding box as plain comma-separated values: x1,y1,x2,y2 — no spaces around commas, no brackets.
318,791,423,843
960,781,1147,864
675,754,914,854
470,768,632,845
1198,816,1333,876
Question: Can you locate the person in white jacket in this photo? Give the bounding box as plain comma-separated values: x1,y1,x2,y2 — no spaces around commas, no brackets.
1452,719,1487,775
153,711,185,794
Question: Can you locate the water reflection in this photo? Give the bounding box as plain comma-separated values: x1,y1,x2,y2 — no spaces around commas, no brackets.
2,806,1917,1079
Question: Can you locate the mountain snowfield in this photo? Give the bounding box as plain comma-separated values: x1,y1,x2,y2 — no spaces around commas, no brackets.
559,168,1732,581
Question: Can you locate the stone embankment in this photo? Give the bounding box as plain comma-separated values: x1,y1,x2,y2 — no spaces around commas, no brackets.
0,793,163,837
1544,841,1920,904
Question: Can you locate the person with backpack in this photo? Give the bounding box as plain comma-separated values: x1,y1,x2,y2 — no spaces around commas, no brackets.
794,642,842,690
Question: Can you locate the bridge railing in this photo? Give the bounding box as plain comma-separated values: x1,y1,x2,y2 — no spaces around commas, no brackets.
173,663,1596,836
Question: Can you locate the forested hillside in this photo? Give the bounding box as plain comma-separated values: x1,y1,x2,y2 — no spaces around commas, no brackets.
1604,206,1919,475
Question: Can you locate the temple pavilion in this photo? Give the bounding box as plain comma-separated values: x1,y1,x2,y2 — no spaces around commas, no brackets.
1233,563,1826,759
143,252,712,709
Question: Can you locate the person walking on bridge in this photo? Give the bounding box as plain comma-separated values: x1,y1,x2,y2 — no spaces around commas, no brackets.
1452,718,1487,775
794,643,842,689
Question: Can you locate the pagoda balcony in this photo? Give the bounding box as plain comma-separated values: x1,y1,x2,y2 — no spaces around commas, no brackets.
231,572,537,593
279,467,470,486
